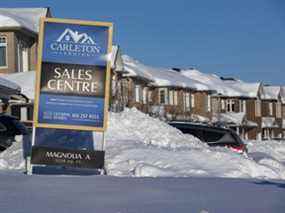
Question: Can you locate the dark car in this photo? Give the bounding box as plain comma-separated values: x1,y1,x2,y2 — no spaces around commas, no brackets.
168,121,247,154
0,115,28,152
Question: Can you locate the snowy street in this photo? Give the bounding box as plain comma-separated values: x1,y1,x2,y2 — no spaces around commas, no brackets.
0,172,284,213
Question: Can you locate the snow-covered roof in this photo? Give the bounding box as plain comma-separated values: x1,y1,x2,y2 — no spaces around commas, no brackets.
279,86,285,103
180,69,261,98
261,117,279,128
0,8,49,33
261,86,280,101
2,71,35,100
122,55,210,90
0,76,21,92
110,45,119,69
222,79,261,99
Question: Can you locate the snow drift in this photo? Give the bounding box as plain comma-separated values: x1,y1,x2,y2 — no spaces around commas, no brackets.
0,108,285,180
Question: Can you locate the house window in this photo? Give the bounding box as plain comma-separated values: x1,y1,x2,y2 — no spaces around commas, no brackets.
185,92,190,110
263,129,270,139
240,100,246,113
191,94,195,108
207,95,211,112
169,90,174,105
276,103,282,118
142,87,148,104
255,100,261,116
173,91,178,105
159,88,168,104
221,99,225,110
243,100,246,113
135,85,142,103
0,36,7,67
148,90,152,103
269,102,273,116
226,99,235,112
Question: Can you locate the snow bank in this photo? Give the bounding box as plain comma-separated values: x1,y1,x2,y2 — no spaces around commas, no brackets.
106,108,201,149
105,108,285,179
1,108,285,180
0,141,24,170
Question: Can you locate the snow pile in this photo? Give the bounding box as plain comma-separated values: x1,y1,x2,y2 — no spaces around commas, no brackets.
0,108,285,180
0,141,24,170
104,108,285,179
212,112,257,126
106,108,201,149
0,8,48,33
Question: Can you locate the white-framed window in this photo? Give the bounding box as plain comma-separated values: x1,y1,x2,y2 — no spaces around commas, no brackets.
185,92,190,110
169,90,174,105
221,99,225,110
269,102,273,116
207,95,211,112
159,88,168,104
239,100,246,113
0,36,7,68
135,85,141,103
276,102,282,118
148,90,152,103
191,94,195,108
263,129,270,139
255,100,261,117
226,99,235,112
173,91,178,106
243,100,246,113
142,87,148,104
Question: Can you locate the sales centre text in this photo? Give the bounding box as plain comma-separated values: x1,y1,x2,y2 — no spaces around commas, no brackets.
46,67,100,93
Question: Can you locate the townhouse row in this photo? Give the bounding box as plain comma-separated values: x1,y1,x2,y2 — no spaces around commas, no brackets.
110,53,285,140
0,8,284,140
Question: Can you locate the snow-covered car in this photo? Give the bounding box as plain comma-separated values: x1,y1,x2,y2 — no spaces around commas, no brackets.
168,121,247,154
0,115,28,152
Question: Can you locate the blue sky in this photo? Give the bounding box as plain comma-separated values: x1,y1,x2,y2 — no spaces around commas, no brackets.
1,0,285,85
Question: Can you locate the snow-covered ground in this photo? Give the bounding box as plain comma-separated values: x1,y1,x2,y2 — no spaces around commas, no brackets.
0,172,284,213
1,108,285,180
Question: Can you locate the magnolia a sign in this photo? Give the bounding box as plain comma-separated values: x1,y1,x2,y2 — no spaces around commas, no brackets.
31,146,105,169
34,18,113,131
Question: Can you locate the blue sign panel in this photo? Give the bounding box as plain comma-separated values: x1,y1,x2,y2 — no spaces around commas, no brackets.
38,94,104,127
42,22,109,66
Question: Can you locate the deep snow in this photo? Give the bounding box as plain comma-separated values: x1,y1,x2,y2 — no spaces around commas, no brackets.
0,108,285,180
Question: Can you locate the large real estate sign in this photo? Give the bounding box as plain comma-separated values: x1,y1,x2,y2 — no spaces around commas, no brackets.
30,18,113,170
34,18,113,131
